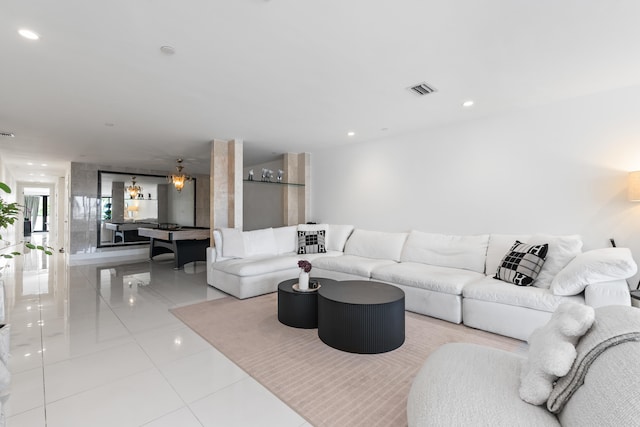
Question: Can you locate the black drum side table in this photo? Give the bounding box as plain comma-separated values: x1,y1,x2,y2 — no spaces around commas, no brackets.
318,280,405,354
277,278,338,329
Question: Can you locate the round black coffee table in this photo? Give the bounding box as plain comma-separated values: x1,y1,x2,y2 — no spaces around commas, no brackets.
318,280,405,354
277,277,338,329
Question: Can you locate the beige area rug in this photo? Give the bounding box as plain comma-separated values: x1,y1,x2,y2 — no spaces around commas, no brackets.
171,294,523,427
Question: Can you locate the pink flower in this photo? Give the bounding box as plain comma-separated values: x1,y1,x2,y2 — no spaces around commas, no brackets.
298,260,312,273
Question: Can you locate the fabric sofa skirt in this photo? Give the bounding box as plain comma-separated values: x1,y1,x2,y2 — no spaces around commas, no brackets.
382,282,463,324
462,299,554,341
210,268,299,299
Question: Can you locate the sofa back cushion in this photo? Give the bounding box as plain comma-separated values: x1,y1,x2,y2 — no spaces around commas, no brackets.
213,229,224,260
344,229,408,261
220,227,246,258
528,234,583,289
486,234,532,275
273,226,297,254
327,224,355,252
400,231,489,273
242,227,278,257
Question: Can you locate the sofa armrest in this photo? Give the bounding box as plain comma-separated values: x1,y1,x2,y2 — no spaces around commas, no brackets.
584,279,631,308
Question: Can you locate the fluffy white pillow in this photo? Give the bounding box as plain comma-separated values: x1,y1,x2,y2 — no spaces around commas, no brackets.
243,228,278,257
551,248,637,296
220,227,245,258
528,234,583,289
519,302,595,405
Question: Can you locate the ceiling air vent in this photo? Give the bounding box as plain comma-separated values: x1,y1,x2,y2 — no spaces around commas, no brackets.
408,82,437,96
0,132,14,138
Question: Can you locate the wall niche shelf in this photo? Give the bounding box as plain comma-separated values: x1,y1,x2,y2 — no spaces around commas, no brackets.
243,179,304,187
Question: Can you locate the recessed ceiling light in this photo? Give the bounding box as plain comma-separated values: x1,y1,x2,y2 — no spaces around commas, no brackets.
347,131,355,137
41,163,47,167
18,29,40,40
462,100,475,108
160,45,175,55
27,162,33,166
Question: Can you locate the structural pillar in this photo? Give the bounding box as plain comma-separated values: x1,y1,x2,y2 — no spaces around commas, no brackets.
210,139,243,236
283,152,310,225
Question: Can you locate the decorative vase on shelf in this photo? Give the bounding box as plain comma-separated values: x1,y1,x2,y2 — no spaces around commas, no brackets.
299,271,309,291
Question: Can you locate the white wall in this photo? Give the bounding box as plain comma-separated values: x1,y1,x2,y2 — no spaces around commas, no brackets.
312,84,640,287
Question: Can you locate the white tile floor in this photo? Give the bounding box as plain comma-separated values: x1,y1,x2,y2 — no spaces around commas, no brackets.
3,234,311,427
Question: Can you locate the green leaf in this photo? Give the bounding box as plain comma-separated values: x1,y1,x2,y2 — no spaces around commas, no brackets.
36,245,44,250
2,255,12,259
25,243,35,249
0,183,10,194
44,251,53,255
10,252,21,256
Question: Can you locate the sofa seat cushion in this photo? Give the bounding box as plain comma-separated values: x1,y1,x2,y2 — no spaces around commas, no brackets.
407,343,560,427
212,255,299,277
214,251,343,277
463,277,584,312
372,262,484,296
312,254,396,278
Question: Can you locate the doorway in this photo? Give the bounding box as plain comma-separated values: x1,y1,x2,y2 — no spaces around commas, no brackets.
24,188,51,233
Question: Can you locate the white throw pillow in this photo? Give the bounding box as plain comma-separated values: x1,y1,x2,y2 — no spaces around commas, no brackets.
344,229,408,261
528,234,583,289
327,224,355,252
273,226,298,254
551,248,638,296
243,228,278,257
220,227,245,258
400,231,490,274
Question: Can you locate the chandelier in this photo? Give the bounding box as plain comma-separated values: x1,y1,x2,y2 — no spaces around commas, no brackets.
126,176,142,199
167,158,192,192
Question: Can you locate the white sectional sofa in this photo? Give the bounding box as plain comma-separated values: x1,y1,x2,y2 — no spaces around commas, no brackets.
206,224,636,340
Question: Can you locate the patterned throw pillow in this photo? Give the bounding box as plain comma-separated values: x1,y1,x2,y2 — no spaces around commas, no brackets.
495,240,549,286
297,230,327,254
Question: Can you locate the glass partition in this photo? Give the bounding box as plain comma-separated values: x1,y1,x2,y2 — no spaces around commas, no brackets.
97,171,196,248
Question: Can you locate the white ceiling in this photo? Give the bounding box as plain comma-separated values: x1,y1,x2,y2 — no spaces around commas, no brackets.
2,1,640,183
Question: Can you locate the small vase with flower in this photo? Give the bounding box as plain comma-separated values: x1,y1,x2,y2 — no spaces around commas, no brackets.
297,260,312,291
